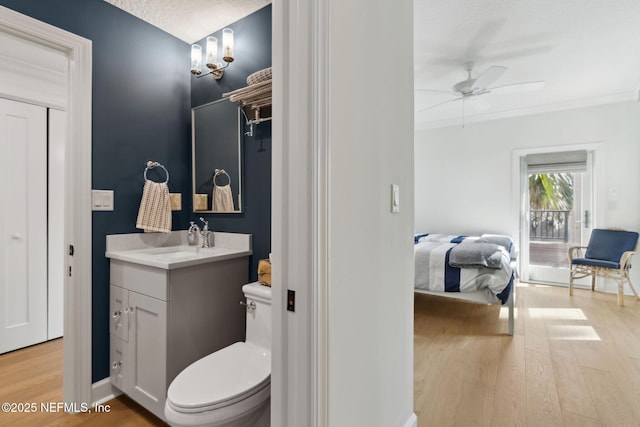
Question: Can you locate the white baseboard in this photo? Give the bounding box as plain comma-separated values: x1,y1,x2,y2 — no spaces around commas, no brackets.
91,378,122,406
538,279,636,296
573,280,634,295
402,412,417,427
597,282,629,295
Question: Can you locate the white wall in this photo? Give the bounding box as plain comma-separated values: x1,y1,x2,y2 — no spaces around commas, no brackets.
415,101,640,287
327,1,415,426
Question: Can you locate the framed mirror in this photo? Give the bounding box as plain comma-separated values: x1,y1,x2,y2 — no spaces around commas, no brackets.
192,99,242,213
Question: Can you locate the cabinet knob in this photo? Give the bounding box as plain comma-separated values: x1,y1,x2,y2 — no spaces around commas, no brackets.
112,310,121,319
112,360,122,370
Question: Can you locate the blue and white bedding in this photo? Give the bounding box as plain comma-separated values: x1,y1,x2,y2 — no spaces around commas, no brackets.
414,233,515,304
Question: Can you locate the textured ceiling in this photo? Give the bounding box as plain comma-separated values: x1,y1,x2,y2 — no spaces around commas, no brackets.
414,0,640,129
104,0,271,44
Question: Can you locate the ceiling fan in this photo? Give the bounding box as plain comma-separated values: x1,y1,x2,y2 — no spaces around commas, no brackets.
417,61,544,112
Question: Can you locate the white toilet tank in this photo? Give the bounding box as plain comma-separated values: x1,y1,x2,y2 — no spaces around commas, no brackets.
242,282,271,351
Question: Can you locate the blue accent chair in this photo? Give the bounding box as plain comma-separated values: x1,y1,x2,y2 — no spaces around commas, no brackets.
569,228,639,306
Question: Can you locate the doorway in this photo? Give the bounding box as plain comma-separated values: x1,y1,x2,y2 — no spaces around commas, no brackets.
0,100,66,354
519,149,595,284
0,6,93,406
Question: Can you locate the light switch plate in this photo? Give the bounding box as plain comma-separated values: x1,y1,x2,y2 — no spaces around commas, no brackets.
92,189,114,211
391,184,400,213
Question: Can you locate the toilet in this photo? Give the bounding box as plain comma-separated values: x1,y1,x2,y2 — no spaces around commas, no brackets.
164,282,272,427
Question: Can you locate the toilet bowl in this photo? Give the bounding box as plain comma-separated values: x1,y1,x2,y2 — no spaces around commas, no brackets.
165,282,272,427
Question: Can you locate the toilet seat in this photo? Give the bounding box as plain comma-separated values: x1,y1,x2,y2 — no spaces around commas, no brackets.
167,342,271,414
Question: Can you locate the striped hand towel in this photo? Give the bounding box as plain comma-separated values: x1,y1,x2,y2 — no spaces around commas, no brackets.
136,180,172,233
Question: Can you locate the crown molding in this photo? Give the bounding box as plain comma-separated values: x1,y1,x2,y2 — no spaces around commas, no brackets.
415,91,637,131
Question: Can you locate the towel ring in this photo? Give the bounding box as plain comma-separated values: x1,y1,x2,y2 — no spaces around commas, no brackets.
213,169,231,186
144,161,169,183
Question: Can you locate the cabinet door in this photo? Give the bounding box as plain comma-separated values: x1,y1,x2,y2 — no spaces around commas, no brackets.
128,291,167,420
109,335,128,392
110,285,129,342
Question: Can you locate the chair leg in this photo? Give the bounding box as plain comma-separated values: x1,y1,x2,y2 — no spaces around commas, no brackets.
591,272,596,291
569,271,574,296
618,282,624,306
627,278,640,300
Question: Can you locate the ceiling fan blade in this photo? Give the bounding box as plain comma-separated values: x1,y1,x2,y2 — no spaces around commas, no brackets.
416,97,462,113
416,89,458,96
471,66,507,91
489,81,545,94
465,95,491,111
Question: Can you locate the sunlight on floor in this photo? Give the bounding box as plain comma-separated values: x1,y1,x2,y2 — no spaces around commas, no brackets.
546,324,601,341
527,308,587,320
499,307,518,319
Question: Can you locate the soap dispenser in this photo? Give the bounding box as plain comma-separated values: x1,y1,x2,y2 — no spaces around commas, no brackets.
187,221,199,245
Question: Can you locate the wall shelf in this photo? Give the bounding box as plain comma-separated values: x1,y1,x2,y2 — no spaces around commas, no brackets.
223,79,272,124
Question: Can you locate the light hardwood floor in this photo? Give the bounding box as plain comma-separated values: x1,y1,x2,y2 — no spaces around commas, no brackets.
2,282,638,426
0,338,166,426
414,281,640,427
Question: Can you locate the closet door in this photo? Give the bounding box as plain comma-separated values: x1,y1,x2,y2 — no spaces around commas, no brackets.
0,97,47,354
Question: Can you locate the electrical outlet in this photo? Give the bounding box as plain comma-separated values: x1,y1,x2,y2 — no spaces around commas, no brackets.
287,289,295,312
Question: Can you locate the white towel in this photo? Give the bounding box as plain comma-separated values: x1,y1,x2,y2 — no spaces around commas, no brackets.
213,184,234,212
136,180,172,233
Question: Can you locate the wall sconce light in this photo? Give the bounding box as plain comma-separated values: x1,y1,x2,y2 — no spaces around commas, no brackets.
191,28,234,80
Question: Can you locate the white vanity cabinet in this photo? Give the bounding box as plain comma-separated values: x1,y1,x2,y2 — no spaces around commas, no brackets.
108,253,249,421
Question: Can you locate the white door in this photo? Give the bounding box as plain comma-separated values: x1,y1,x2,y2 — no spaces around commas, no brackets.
520,150,594,284
0,98,48,354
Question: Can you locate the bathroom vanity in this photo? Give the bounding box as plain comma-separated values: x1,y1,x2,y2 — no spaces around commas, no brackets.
105,231,252,420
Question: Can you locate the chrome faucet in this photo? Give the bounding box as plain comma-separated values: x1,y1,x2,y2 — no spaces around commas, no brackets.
187,221,200,245
199,217,212,248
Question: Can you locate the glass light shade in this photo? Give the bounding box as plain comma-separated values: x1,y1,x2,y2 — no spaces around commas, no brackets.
206,36,218,68
190,44,202,74
222,28,234,62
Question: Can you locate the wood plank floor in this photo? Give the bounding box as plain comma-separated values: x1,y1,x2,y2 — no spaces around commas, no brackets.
414,281,640,427
2,282,638,426
0,338,166,426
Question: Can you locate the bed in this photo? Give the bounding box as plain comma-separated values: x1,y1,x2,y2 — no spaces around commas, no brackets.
414,233,517,335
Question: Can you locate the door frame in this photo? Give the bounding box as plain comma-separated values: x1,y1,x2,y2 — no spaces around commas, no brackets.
511,142,604,283
0,6,92,407
272,0,328,425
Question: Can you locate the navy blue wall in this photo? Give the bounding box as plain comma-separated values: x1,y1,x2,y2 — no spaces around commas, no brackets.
0,1,272,384
191,5,272,281
0,0,192,382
